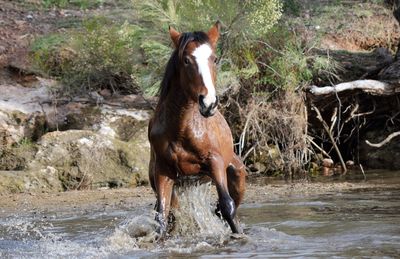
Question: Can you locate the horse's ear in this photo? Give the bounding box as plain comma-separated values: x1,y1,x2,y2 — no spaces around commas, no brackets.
207,21,221,48
169,26,181,48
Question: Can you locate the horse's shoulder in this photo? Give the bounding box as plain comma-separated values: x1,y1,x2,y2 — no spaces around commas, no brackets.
210,111,230,129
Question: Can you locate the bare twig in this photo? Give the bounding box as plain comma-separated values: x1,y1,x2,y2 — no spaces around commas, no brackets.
344,103,359,123
307,136,332,159
353,102,376,117
242,144,257,161
312,105,347,173
238,104,257,157
386,110,400,125
329,107,338,134
359,164,366,181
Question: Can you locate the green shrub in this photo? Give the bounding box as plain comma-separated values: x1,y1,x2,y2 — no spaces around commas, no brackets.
265,42,313,91
31,34,68,76
66,19,144,94
32,17,145,95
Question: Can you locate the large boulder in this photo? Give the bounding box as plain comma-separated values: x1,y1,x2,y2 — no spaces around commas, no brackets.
32,130,148,190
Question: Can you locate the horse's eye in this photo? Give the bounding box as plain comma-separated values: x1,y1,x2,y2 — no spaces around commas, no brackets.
214,57,218,64
184,57,190,65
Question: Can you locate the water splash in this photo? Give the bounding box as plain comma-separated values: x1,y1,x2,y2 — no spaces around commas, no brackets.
107,214,159,252
1,217,57,241
107,182,235,254
171,182,230,237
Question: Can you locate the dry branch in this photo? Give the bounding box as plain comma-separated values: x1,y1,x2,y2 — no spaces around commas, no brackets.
365,131,400,148
307,80,399,96
312,105,347,173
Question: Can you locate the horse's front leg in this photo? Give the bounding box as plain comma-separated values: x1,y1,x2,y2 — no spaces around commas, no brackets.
209,155,239,233
154,167,174,238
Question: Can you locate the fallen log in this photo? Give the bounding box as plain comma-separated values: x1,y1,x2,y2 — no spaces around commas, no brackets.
307,79,400,96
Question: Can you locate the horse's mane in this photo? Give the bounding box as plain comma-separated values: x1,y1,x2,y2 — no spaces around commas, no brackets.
159,31,210,100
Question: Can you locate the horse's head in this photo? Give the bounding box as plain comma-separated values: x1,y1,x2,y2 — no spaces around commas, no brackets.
169,22,220,117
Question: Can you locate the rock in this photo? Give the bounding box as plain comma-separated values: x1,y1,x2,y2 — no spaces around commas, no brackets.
0,81,53,144
0,148,26,170
99,89,112,98
0,167,63,194
249,145,284,173
89,91,104,104
321,158,334,176
322,158,334,168
32,130,150,190
0,110,47,145
111,116,147,142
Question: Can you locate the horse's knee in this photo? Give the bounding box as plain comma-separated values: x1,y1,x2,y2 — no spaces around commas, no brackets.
227,164,246,208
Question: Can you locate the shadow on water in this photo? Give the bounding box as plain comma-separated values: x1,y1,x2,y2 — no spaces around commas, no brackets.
1,171,400,258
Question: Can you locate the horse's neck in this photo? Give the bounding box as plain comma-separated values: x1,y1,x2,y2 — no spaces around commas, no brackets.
160,85,199,132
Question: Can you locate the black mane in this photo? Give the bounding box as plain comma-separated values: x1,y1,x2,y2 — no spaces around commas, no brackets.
159,31,210,100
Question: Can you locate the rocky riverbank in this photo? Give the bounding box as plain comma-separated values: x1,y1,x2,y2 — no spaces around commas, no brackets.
0,69,152,193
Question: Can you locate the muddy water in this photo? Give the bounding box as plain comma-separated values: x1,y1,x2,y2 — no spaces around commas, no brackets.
1,173,400,258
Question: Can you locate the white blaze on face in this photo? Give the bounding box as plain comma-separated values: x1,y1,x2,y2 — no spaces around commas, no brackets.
192,44,216,107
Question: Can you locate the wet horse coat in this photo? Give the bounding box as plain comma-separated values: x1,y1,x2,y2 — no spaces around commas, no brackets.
148,22,246,235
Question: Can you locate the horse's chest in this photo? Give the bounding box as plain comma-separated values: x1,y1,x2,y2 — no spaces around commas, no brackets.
167,142,208,176
189,119,206,140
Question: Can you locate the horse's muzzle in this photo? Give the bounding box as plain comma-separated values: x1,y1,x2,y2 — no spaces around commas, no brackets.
199,95,219,117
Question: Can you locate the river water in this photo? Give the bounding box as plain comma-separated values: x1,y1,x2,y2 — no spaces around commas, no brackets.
1,171,399,258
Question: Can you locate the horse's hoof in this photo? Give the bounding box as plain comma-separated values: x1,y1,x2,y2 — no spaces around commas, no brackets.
155,222,168,241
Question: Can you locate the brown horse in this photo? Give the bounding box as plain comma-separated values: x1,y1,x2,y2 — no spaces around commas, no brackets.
148,22,246,236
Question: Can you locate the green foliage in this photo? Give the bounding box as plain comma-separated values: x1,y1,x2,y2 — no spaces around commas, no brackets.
265,43,312,91
138,40,172,95
247,0,283,35
282,0,302,16
31,0,286,96
133,0,283,92
31,34,68,76
32,17,145,95
65,19,142,94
